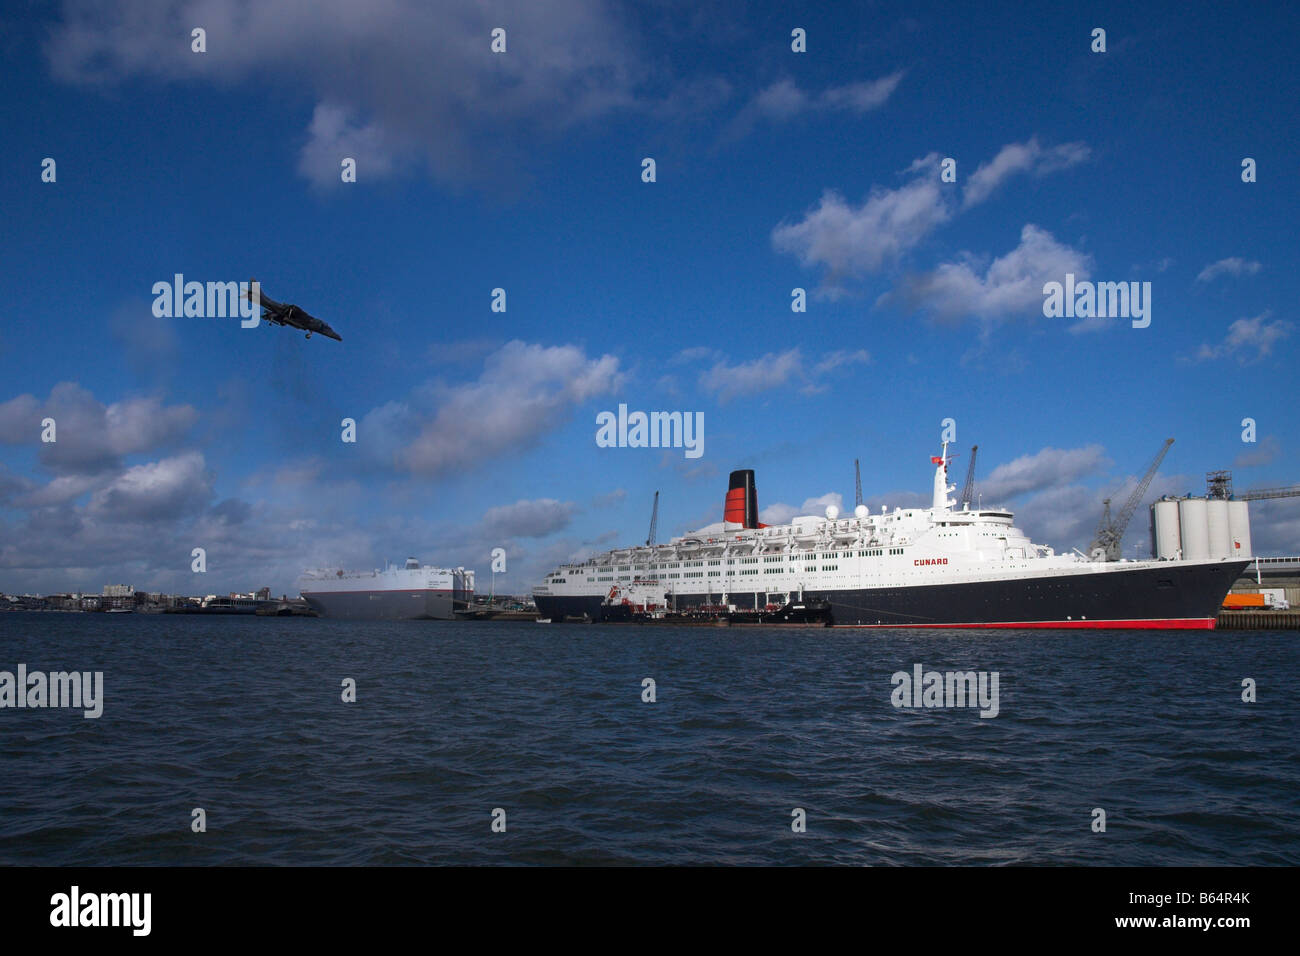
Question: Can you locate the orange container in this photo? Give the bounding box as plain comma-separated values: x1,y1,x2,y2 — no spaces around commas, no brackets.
1222,593,1266,608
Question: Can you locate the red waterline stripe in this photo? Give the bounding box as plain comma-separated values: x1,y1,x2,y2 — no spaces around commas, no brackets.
835,618,1216,630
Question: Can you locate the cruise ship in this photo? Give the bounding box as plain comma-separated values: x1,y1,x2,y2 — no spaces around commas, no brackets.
298,559,474,620
533,445,1248,628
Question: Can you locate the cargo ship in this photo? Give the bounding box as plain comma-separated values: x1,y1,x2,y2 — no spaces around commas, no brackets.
298,559,474,620
533,445,1248,628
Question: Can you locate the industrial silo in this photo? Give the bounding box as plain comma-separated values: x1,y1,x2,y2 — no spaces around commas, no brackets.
1178,497,1210,561
1206,498,1231,560
1228,500,1253,559
1153,499,1182,559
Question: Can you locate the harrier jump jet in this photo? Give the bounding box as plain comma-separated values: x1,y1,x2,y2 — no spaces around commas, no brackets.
242,279,342,341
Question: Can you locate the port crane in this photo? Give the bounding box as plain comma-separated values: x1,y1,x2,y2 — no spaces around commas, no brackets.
645,491,659,547
1088,438,1174,561
960,445,979,508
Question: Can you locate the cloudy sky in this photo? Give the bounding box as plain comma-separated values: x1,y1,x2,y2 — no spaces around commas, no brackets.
1,0,1297,595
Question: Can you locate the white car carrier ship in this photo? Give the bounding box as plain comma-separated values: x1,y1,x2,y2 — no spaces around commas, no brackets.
298,559,474,620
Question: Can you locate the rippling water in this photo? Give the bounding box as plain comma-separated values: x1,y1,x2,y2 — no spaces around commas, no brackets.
0,612,1295,865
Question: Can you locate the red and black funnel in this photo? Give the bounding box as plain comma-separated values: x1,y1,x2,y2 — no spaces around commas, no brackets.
724,469,760,528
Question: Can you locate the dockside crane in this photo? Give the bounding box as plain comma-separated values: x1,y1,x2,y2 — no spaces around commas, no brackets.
1088,438,1174,561
646,491,660,547
961,445,979,508
854,459,864,509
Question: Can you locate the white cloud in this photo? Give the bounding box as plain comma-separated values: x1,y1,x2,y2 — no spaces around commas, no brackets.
12,473,104,509
750,79,807,120
362,340,622,476
979,445,1111,501
87,451,213,522
0,383,198,474
47,0,647,188
298,103,397,186
698,348,868,401
760,492,843,525
1194,312,1292,363
773,140,1088,297
752,73,903,119
1004,483,1105,553
700,349,804,402
722,73,903,142
478,498,577,539
812,349,871,375
1196,257,1263,283
962,138,1090,208
818,73,905,112
890,224,1092,323
772,164,950,290
0,465,33,505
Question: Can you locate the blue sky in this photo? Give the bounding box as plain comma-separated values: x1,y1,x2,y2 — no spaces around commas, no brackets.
1,0,1297,595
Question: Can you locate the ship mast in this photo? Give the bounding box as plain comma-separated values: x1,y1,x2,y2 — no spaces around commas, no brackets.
932,441,957,511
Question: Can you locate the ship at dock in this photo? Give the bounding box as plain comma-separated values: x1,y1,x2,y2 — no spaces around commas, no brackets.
298,559,474,620
533,444,1249,629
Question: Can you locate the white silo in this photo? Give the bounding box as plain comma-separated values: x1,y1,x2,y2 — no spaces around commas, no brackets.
1179,497,1210,561
1207,498,1231,560
1153,499,1182,559
1228,500,1253,559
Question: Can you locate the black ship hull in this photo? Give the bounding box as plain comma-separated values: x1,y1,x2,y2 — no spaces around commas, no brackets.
533,560,1247,629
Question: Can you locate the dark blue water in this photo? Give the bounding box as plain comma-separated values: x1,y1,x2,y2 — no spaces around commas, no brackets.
0,612,1295,865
